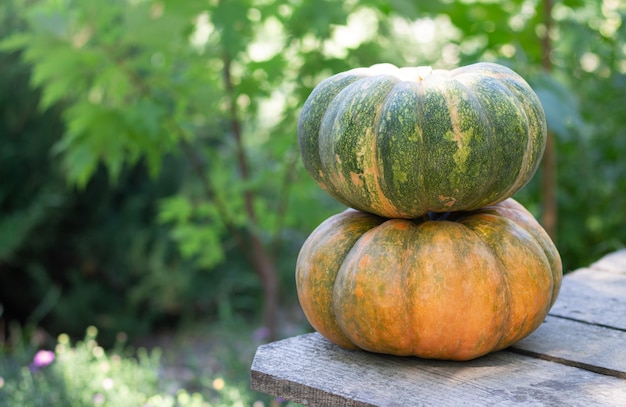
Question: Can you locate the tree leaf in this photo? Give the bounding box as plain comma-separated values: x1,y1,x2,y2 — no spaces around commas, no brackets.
0,201,47,260
0,33,30,52
529,73,587,140
157,195,194,224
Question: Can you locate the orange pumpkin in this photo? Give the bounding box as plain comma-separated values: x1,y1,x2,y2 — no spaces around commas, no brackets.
296,198,562,361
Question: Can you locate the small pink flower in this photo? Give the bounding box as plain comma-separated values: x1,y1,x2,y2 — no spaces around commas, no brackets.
252,326,270,342
31,350,55,370
93,393,105,404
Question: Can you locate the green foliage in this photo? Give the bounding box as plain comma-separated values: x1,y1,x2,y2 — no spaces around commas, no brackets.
0,326,265,407
4,1,188,185
0,26,259,340
0,7,66,261
1,0,625,351
0,0,345,275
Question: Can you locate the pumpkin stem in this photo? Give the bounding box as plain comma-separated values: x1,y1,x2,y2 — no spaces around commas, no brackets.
416,66,433,81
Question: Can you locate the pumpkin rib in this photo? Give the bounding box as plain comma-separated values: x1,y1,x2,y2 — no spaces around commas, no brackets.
444,218,513,351
295,209,385,350
440,77,499,209
487,80,536,202
458,75,529,204
447,76,522,208
332,219,417,355
489,200,562,294
298,72,364,209
452,64,546,206
460,212,554,349
318,75,400,214
408,220,511,359
416,75,462,212
363,77,404,217
481,200,562,307
458,66,547,201
375,81,428,216
413,81,428,212
399,224,419,354
497,77,547,195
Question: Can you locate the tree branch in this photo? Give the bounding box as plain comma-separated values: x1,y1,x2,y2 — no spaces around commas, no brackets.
271,148,298,258
101,43,249,257
222,50,279,340
222,52,258,226
178,138,247,250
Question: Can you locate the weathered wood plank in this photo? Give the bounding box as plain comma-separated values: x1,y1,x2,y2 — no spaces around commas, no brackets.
251,250,626,406
549,267,626,330
511,315,626,378
251,333,626,407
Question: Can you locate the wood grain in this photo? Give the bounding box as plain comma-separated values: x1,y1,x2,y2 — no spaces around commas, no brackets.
511,315,626,378
251,333,626,407
550,269,626,330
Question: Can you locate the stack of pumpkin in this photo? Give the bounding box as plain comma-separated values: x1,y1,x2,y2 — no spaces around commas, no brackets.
295,62,562,361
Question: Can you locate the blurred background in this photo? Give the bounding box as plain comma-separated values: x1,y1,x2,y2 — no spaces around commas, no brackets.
0,0,624,405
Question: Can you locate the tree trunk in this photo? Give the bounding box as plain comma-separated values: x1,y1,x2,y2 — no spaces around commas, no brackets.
251,234,279,341
222,51,280,341
541,0,558,241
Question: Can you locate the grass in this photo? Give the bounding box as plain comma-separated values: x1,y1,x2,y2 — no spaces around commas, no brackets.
0,309,309,407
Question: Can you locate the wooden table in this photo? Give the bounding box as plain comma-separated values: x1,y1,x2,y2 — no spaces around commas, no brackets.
251,250,626,406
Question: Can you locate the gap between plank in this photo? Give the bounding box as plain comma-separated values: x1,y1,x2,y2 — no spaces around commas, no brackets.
548,313,626,333
506,347,626,380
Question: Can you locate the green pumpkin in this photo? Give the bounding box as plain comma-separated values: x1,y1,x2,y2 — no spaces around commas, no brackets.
298,62,547,218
